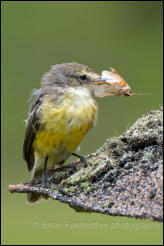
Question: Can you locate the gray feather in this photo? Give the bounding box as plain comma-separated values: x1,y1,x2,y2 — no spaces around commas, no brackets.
23,96,42,171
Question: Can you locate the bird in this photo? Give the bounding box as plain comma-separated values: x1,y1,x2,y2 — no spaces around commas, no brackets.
23,62,132,202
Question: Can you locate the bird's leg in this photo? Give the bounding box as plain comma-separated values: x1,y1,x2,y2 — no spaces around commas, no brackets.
72,153,87,165
41,156,48,187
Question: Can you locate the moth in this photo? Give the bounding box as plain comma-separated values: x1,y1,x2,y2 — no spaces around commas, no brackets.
93,68,132,97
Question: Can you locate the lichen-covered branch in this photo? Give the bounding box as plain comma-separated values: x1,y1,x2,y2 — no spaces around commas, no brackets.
9,106,163,221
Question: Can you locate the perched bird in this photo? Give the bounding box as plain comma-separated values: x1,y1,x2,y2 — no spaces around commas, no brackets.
23,62,131,202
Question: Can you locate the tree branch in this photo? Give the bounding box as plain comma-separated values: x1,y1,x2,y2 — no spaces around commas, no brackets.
9,106,163,221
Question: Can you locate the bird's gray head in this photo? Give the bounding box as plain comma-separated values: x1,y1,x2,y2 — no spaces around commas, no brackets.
41,62,100,88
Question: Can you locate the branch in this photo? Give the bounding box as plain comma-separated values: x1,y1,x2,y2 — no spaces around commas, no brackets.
9,106,163,221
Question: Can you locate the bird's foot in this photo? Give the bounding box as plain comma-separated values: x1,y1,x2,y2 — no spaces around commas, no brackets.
72,153,87,167
41,173,50,188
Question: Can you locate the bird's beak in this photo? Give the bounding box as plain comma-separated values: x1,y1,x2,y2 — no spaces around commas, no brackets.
92,77,111,86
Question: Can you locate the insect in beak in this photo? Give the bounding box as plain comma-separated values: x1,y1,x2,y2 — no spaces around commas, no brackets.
92,68,132,97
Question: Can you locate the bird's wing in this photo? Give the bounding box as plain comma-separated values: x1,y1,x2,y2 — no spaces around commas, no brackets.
23,95,42,171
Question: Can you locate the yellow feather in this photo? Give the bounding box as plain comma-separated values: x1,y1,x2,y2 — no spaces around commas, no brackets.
33,87,97,164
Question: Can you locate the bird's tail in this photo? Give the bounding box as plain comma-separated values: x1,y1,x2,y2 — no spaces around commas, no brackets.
27,192,49,203
27,167,49,203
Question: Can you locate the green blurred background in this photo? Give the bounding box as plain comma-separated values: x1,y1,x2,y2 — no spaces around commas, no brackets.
2,1,163,245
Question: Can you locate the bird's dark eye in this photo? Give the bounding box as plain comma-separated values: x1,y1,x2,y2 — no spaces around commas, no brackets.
79,74,87,81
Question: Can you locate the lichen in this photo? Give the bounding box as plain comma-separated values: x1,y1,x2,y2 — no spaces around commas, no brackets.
9,106,163,221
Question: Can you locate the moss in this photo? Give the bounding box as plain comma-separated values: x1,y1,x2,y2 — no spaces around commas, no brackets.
124,162,133,169
81,181,91,194
12,106,162,221
63,167,92,185
68,186,77,193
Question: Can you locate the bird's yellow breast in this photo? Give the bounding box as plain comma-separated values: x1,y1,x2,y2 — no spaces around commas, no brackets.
33,87,97,162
